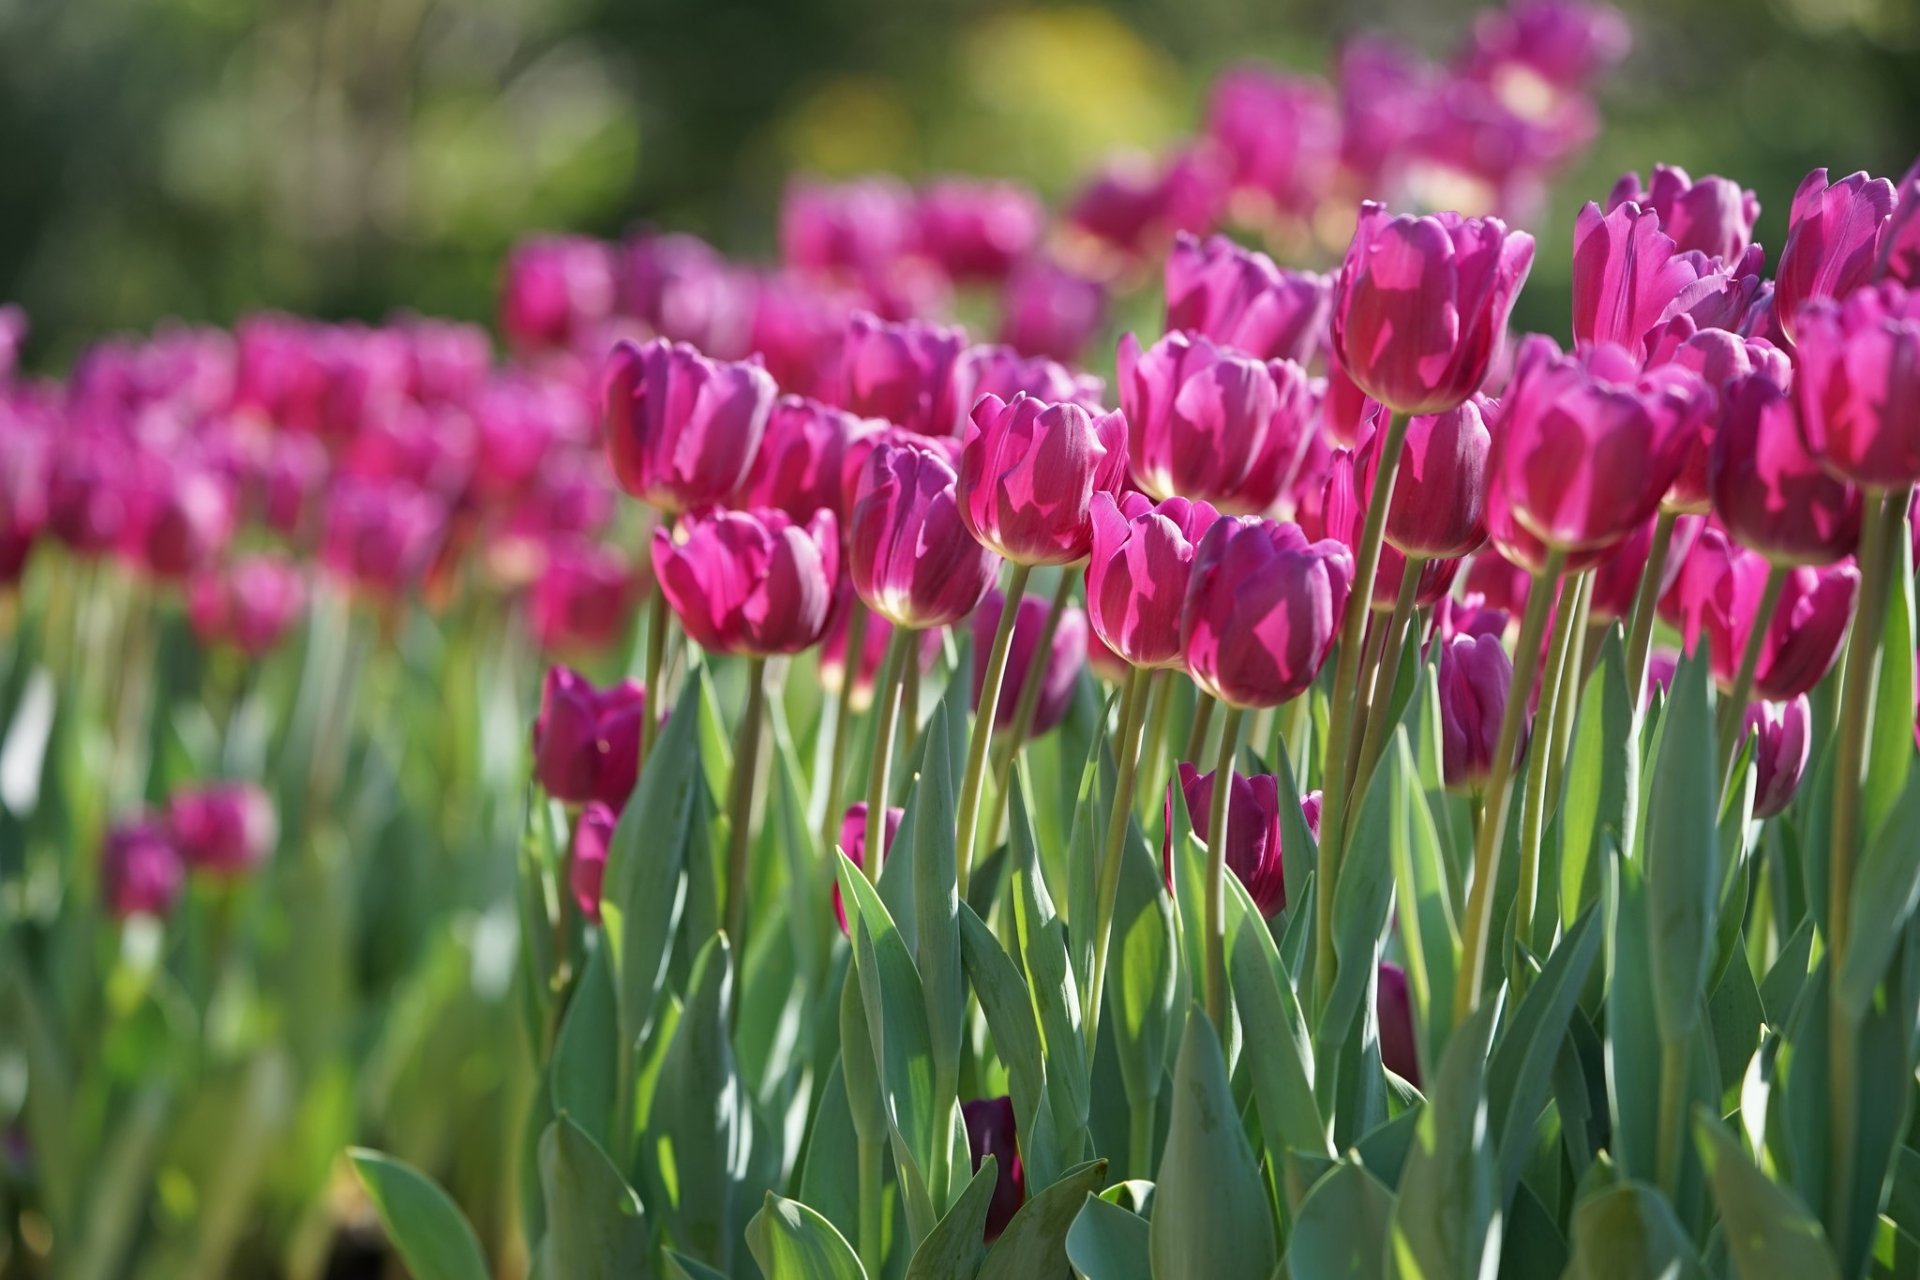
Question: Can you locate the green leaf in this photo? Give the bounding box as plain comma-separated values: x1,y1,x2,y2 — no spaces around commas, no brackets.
1149,1008,1276,1280
1606,854,1663,1185
1388,995,1503,1280
959,903,1050,1181
1285,1159,1394,1280
664,1253,731,1280
1561,1182,1706,1280
1092,758,1178,1120
550,942,617,1150
1276,733,1321,930
1561,630,1637,930
349,1149,488,1280
799,1061,863,1245
978,1158,1110,1280
537,1116,649,1280
1644,647,1719,1049
1839,769,1920,1019
912,702,965,1212
1694,1109,1839,1280
1322,725,1402,1059
905,1155,998,1280
1865,510,1915,840
1229,910,1331,1160
1385,730,1459,1084
1066,1193,1152,1280
746,1191,868,1280
1008,768,1090,1162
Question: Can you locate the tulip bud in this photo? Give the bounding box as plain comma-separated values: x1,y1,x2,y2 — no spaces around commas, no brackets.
916,179,1045,283
1606,165,1759,264
529,540,637,654
1315,450,1462,608
970,590,1088,738
1164,233,1332,365
1711,374,1861,565
653,507,838,657
187,554,306,656
101,819,184,920
847,439,997,631
571,802,615,923
501,235,617,353
834,802,903,933
1064,148,1228,266
1571,200,1710,362
1377,961,1420,1086
959,393,1128,566
1740,696,1811,820
961,1097,1026,1242
1438,633,1516,792
832,312,968,437
1647,325,1792,514
128,464,235,581
1432,590,1512,643
749,272,858,401
733,396,871,521
1791,282,1920,489
1183,516,1353,708
1087,492,1222,670
951,344,1105,416
604,337,778,514
531,667,648,810
997,258,1109,365
167,783,276,878
1382,398,1494,560
1331,202,1535,415
620,232,757,360
1171,762,1291,914
1774,168,1898,344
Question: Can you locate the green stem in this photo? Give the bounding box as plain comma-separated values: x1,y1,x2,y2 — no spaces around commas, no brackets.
1135,669,1175,820
818,604,869,860
1545,575,1596,827
1314,410,1413,1013
640,584,671,772
1204,706,1248,1036
858,1137,885,1279
1085,667,1152,1056
984,570,1078,851
957,563,1032,897
865,629,915,885
1454,550,1565,1022
1656,1039,1688,1197
1129,1094,1158,1182
1516,571,1587,955
1353,556,1425,801
1715,563,1788,786
724,658,770,960
1623,509,1678,706
1182,690,1217,766
898,631,923,771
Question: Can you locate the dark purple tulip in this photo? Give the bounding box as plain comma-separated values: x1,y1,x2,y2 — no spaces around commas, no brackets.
532,667,648,811
970,590,1087,738
1171,762,1289,914
1741,697,1811,820
102,819,184,920
962,1097,1026,1242
834,802,903,933
571,802,615,924
1438,632,1515,793
168,783,276,878
1377,962,1420,1086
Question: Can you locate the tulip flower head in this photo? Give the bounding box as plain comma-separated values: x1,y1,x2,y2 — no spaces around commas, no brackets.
1182,516,1354,708
528,540,637,654
1571,199,1713,362
916,179,1046,283
1791,282,1920,489
101,819,185,920
733,395,871,521
531,667,648,811
958,392,1128,566
847,438,998,631
961,1097,1026,1242
997,258,1110,364
603,337,778,514
1711,373,1861,565
1774,168,1898,344
1170,762,1291,914
652,506,838,657
188,555,307,656
833,312,968,437
571,802,615,924
1086,492,1222,670
167,783,277,878
1438,632,1517,792
1378,961,1420,1086
1164,232,1332,365
1741,696,1811,820
834,802,903,933
1606,165,1760,264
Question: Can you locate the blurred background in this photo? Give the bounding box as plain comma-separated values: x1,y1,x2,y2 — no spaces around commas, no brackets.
1,0,1916,370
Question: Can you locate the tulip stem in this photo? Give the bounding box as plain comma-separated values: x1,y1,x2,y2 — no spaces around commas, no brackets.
1715,564,1788,787
1204,705,1247,1038
818,604,868,865
957,564,1031,898
1085,666,1153,1058
1135,670,1175,820
1656,1039,1688,1198
1623,509,1678,707
723,658,769,966
865,628,915,885
1183,691,1217,768
1314,409,1413,1013
640,585,671,771
858,1136,885,1278
1354,556,1425,801
1545,575,1596,831
1129,1095,1157,1181
1454,550,1565,1022
1516,570,1589,957
899,634,923,772
985,569,1078,851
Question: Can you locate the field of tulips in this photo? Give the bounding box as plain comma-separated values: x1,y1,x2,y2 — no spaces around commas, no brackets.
5,0,1920,1276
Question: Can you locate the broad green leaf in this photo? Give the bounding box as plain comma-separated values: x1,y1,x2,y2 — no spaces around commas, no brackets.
746,1192,867,1280
1230,912,1331,1159
1839,769,1920,1019
1389,995,1503,1280
664,1253,731,1280
1759,918,1814,1026
905,1156,998,1280
1091,757,1178,1122
349,1149,488,1280
1644,647,1718,1050
1066,1193,1151,1280
912,703,965,1212
1864,512,1915,840
1006,772,1090,1166
550,942,617,1150
1561,1182,1706,1280
1561,630,1636,930
977,1158,1109,1280
1694,1110,1839,1280
959,903,1052,1183
1606,854,1662,1185
800,1061,863,1246
1149,1008,1275,1280
1319,728,1402,1094
1276,733,1320,929
537,1115,649,1279
1500,1182,1568,1280
1385,731,1459,1079
1706,940,1763,1096
1285,1159,1394,1280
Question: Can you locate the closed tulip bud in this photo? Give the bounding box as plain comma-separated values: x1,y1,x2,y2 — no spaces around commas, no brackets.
529,539,637,654
749,272,858,401
1087,492,1222,669
1331,202,1535,415
848,439,997,630
733,396,871,521
1438,632,1517,792
1171,762,1290,914
167,783,276,878
997,258,1109,366
951,344,1105,416
1740,696,1811,819
916,179,1045,283
1183,516,1353,708
1383,397,1494,559
653,507,838,656
833,312,968,437
962,1097,1026,1242
1712,374,1862,565
1432,590,1512,643
960,393,1127,566
1461,0,1629,95
834,802,903,933
127,464,235,581
604,337,777,513
531,667,648,810
1792,282,1920,489
620,232,757,360
971,590,1087,737
187,554,306,656
1377,961,1420,1086
1606,165,1760,264
102,819,185,920
1491,336,1712,554
320,478,448,594
1774,169,1898,344
1164,233,1332,365
500,235,617,353
1065,148,1228,266
570,803,615,924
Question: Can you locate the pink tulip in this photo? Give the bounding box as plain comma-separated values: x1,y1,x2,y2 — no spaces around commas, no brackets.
1182,516,1354,708
847,438,997,631
733,395,872,521
997,258,1109,364
1381,397,1494,559
951,344,1106,417
780,176,919,278
916,179,1045,283
962,1097,1026,1243
831,312,969,438
620,232,757,360
1086,492,1222,671
1317,452,1462,608
500,235,617,353
1064,148,1228,265
1774,168,1899,344
1712,373,1862,565
1432,590,1511,643
749,272,858,401
320,477,448,595
101,819,184,920
603,337,778,513
167,783,276,878
1881,161,1920,286
1377,961,1420,1086
1606,165,1759,264
1792,281,1920,489
834,802,903,933
970,590,1087,737
125,462,235,581
1438,633,1516,792
1204,67,1339,219
532,667,648,811
1571,199,1713,362
1586,514,1702,625
1332,203,1535,415
959,393,1128,566
570,802,615,923
1647,324,1792,514
1164,233,1332,365
529,540,637,653
1460,0,1629,94
1741,697,1811,820
187,555,307,656
1169,762,1291,914
653,507,838,657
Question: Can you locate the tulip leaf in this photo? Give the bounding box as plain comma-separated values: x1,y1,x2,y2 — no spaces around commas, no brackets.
1561,629,1636,931
1276,732,1320,931
977,1158,1109,1280
912,702,965,1212
958,902,1052,1184
905,1155,997,1280
1693,1109,1840,1280
746,1191,868,1280
1644,647,1718,1050
549,941,617,1151
348,1149,489,1280
799,1060,863,1246
1839,768,1920,1020
1284,1158,1394,1280
664,1253,731,1280
537,1114,649,1279
1561,1182,1706,1280
1089,768,1177,1126
1387,994,1503,1280
1386,730,1459,1079
1606,851,1663,1185
1865,510,1916,840
1229,903,1331,1160
1006,769,1091,1166
1066,1192,1151,1280
1320,722,1402,1072
1149,1007,1276,1280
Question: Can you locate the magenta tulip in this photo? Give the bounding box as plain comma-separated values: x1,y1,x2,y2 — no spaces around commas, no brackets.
970,590,1087,737
749,272,858,401
1171,762,1290,914
916,179,1045,283
1331,202,1535,415
101,819,184,920
1711,373,1862,565
1792,281,1920,489
1882,162,1920,286
1182,517,1354,708
1460,0,1629,94
1164,232,1332,364
1774,168,1899,344
532,667,647,811
1086,628,1130,686
834,802,903,933
1323,357,1386,450
847,438,997,630
187,555,306,656
653,507,838,656
1086,492,1222,670
1648,324,1792,514
1571,199,1711,362
571,803,615,923
1317,452,1462,607
1204,67,1339,218
780,176,918,278
1661,528,1859,699
952,344,1104,416
962,1097,1026,1242
997,258,1109,364
959,393,1127,566
620,231,757,360
1438,632,1517,793
500,235,616,353
733,395,871,521
1381,397,1494,559
529,540,637,653
167,783,276,878
1378,961,1420,1086
320,478,448,595
1065,148,1228,265
603,336,777,513
833,312,968,437
1586,514,1702,624
1740,697,1811,820
1606,165,1759,264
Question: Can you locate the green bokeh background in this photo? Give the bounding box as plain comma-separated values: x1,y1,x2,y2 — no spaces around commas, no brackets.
0,0,1915,367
